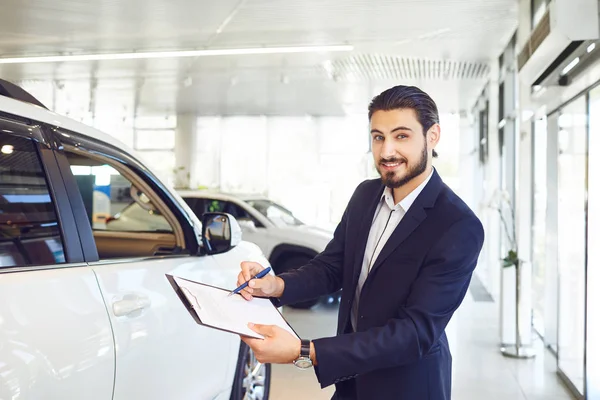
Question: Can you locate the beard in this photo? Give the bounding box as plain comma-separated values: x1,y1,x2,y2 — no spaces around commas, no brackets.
377,144,428,189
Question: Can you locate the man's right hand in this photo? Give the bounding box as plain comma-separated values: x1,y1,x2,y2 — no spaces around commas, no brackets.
237,261,285,301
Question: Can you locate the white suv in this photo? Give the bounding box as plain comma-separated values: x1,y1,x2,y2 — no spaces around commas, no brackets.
0,79,270,400
177,191,336,309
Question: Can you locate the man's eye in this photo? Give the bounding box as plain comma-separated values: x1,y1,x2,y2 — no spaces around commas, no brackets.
397,134,408,139
373,136,384,141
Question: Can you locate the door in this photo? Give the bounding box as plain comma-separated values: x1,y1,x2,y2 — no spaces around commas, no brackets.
55,130,241,400
0,121,114,399
587,86,600,398
556,97,587,394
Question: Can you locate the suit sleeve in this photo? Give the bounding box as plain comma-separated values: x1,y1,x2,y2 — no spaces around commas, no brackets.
310,216,485,388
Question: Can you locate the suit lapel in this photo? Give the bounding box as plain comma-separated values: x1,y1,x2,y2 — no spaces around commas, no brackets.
369,206,427,273
369,170,443,274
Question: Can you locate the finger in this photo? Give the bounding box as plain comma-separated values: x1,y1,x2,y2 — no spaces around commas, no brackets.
241,261,263,280
241,336,261,347
240,264,252,282
240,290,253,301
248,323,273,337
248,278,266,290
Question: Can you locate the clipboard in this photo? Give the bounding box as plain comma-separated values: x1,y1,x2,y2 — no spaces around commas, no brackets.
166,274,299,340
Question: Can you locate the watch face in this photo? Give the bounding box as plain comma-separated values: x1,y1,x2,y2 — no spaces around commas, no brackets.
294,358,313,369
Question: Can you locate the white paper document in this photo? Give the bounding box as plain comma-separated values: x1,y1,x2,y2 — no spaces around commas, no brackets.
169,275,298,340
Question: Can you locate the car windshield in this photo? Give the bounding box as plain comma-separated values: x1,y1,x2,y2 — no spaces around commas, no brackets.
245,199,303,227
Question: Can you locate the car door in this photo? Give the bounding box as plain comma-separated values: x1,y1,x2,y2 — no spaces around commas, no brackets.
0,119,114,400
53,128,241,400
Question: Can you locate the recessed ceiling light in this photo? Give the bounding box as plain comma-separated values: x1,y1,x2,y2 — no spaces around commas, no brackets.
561,57,580,75
1,145,14,154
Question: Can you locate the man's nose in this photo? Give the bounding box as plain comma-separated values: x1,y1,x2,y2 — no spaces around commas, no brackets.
381,140,397,158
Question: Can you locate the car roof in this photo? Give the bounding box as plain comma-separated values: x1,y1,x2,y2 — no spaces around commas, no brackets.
177,190,268,202
0,92,134,154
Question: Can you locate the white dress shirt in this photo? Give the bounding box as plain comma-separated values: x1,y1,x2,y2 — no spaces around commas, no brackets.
351,168,434,330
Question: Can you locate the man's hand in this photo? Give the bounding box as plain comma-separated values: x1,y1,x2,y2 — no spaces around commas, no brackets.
237,261,284,301
241,323,300,364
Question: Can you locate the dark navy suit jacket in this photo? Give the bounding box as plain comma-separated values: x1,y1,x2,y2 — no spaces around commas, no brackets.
276,170,484,400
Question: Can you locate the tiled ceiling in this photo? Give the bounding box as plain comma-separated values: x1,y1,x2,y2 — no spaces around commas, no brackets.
319,56,491,82
0,0,519,116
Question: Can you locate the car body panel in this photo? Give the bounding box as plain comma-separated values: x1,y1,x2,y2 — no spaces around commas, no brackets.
0,265,115,400
91,255,240,400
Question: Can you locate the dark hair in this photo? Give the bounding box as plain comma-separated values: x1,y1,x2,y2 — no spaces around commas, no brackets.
368,85,439,158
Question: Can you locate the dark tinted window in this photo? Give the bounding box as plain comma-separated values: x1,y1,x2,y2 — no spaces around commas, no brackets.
0,134,65,267
182,197,202,214
184,197,262,227
206,199,252,219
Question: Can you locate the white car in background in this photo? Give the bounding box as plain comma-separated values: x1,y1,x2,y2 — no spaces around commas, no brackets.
0,79,269,400
178,191,336,309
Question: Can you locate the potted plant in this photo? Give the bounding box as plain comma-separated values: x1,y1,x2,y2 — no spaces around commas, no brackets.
488,189,534,358
492,190,519,269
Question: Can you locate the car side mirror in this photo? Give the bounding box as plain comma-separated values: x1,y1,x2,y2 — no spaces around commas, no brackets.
201,212,242,255
237,218,258,232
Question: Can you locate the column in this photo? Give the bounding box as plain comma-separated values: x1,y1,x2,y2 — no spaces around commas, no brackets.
174,114,198,189
486,59,502,304
194,117,222,190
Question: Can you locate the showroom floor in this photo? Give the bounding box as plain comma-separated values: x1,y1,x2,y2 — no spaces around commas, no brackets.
269,283,575,400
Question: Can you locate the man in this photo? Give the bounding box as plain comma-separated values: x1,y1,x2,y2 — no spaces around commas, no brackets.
236,85,484,400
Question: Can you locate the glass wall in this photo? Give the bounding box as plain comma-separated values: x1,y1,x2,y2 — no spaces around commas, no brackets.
532,116,547,337
587,86,600,399
556,96,587,394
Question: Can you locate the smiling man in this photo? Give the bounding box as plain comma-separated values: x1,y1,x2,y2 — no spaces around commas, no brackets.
236,85,485,400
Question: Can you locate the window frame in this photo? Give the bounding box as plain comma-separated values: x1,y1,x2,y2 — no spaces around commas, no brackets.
0,115,85,269
47,126,203,262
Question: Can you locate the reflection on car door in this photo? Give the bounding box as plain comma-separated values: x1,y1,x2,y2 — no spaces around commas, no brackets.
55,131,240,400
0,123,114,400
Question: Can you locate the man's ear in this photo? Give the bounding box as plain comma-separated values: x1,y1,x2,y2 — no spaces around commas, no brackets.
428,124,441,149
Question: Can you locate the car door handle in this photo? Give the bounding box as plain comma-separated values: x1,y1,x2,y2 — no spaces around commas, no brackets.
112,293,151,317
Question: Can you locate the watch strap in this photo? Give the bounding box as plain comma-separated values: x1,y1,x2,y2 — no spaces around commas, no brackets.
300,339,311,358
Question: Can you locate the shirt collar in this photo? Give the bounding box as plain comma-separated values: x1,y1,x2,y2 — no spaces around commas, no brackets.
380,167,435,212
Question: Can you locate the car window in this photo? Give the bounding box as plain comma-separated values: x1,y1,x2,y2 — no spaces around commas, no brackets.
0,134,66,268
183,197,263,227
182,197,204,216
205,199,260,222
65,151,173,233
205,199,227,213
245,199,303,227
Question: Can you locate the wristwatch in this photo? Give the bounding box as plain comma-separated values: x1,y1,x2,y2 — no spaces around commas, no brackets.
293,339,313,369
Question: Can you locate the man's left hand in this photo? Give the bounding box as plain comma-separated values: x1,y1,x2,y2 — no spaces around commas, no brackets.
241,323,300,364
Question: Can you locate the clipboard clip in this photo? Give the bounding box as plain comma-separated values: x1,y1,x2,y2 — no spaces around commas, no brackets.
181,287,202,310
